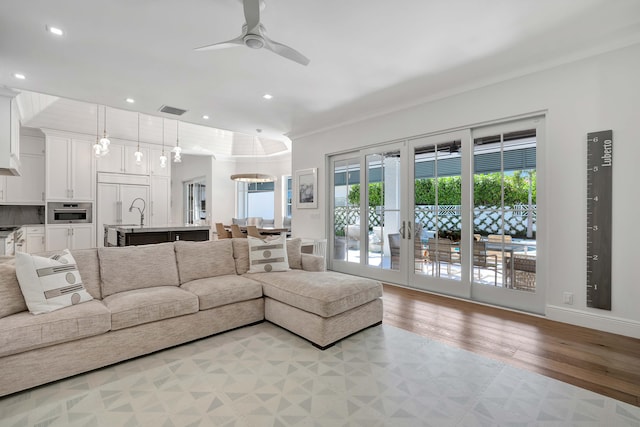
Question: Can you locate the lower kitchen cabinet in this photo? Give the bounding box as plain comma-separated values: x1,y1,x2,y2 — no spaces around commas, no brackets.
15,226,46,254
46,224,94,251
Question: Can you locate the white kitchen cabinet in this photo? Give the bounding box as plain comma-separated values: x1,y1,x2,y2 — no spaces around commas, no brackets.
97,180,149,247
15,226,45,254
149,148,171,177
96,143,149,175
96,143,124,173
46,224,94,251
25,226,46,254
3,154,45,204
46,135,95,201
150,175,170,226
0,88,20,176
124,145,149,175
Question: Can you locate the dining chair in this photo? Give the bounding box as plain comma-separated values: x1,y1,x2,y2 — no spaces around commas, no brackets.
232,217,247,226
230,224,246,238
246,225,263,238
247,217,263,227
215,223,231,239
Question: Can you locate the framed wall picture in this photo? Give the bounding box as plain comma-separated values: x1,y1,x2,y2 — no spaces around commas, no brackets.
295,168,318,209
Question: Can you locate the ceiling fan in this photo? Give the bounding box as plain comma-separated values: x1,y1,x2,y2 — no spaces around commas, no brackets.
195,0,310,66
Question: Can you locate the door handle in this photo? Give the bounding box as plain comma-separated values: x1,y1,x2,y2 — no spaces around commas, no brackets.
399,221,406,239
407,221,412,240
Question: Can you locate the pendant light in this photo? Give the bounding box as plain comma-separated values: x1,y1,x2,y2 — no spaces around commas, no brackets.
172,120,182,163
99,106,110,155
159,118,168,168
134,113,143,165
230,129,276,183
93,105,102,157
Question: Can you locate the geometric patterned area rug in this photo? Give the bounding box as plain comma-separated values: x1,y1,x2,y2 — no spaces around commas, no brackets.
1,322,639,427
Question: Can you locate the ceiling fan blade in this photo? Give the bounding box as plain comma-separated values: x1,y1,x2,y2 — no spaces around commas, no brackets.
264,39,310,66
243,0,261,33
194,36,244,51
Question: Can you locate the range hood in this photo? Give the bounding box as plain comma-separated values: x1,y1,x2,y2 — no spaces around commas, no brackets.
0,87,21,176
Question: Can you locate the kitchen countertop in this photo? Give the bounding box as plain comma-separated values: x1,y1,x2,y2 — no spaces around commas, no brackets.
105,224,210,233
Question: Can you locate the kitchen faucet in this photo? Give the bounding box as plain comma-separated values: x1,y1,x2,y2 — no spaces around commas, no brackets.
128,198,146,227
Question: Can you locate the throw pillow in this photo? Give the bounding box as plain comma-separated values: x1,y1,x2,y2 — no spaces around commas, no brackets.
15,250,93,315
247,234,290,273
0,260,28,318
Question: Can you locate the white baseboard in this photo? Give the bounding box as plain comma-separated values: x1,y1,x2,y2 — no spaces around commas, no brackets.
546,305,640,339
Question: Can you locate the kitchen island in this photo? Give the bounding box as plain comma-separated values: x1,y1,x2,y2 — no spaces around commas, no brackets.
104,225,210,247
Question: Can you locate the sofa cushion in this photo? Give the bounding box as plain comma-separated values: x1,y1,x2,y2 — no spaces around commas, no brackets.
70,248,102,299
174,239,236,284
98,243,179,297
181,275,263,310
286,238,302,270
0,260,28,318
249,270,383,318
247,235,289,273
233,237,302,274
102,286,198,330
0,300,111,358
15,250,94,315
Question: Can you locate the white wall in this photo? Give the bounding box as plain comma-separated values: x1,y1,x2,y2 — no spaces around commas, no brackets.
291,43,640,338
232,153,291,226
171,152,291,227
170,154,213,226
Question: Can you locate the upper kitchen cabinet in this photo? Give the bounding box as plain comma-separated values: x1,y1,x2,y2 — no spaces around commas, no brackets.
96,143,149,175
0,128,46,204
0,88,20,176
3,154,45,204
149,148,171,177
45,133,95,201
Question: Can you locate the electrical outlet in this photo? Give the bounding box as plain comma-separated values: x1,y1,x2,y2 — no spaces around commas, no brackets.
563,292,574,305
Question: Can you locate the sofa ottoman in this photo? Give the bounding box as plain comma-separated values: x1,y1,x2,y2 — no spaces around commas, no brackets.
249,270,383,349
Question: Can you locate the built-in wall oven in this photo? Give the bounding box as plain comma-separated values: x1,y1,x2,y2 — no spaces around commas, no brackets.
47,202,93,224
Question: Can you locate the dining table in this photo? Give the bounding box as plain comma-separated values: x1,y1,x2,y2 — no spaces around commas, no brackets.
223,225,289,236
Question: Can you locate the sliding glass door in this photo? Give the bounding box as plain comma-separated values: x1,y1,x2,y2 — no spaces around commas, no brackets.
408,130,471,299
470,118,544,313
328,117,544,314
330,144,406,282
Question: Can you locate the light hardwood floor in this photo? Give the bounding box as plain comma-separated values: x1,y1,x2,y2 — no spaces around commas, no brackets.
382,284,640,407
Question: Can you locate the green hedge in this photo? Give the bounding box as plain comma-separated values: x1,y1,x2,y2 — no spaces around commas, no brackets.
348,171,536,206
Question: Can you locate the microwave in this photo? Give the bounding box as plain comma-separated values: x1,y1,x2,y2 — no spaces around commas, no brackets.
47,202,93,224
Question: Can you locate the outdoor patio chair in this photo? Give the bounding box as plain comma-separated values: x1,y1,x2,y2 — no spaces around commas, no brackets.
473,240,498,285
427,238,460,276
388,233,401,270
506,254,536,291
487,233,513,263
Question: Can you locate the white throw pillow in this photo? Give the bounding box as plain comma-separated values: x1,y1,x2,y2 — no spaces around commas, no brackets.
15,250,93,315
247,234,290,273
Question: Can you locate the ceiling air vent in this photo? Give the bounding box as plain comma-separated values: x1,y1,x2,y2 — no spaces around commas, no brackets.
158,105,187,116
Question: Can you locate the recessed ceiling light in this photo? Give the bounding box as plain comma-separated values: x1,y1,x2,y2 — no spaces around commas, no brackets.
202,115,209,120
263,94,273,100
46,26,64,36
13,73,26,80
125,98,135,104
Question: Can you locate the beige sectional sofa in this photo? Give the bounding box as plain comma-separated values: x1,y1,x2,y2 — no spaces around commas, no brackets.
0,238,383,397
